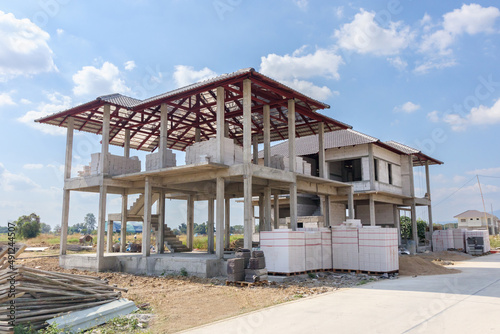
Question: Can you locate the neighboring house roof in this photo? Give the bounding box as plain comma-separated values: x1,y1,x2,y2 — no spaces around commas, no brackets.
454,210,498,219
259,129,442,165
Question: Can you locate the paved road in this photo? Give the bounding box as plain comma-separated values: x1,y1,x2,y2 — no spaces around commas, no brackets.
183,253,500,334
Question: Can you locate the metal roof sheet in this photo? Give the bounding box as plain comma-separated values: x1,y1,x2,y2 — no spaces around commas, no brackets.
98,93,142,108
454,210,498,219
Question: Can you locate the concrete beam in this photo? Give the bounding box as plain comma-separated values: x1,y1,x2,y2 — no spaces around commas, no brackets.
216,177,225,259
288,99,296,172
216,86,225,164
142,177,152,257
208,198,215,254
263,104,271,167
96,184,107,271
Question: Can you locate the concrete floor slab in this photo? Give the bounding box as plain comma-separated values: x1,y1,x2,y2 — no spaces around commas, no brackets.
182,253,500,334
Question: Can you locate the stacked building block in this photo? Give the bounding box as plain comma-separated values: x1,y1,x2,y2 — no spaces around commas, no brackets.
452,229,466,250
331,227,359,271
320,228,333,270
227,258,245,282
269,155,312,176
432,230,454,252
358,227,398,272
305,230,322,271
90,153,141,176
260,230,306,273
185,137,243,165
465,230,491,253
145,149,176,171
245,251,268,282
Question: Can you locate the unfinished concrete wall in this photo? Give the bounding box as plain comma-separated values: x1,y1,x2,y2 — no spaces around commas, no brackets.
361,157,370,181
330,202,346,226
400,156,412,196
325,144,369,161
356,203,395,226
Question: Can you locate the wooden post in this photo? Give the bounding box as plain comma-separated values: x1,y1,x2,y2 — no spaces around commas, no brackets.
243,79,253,249
60,117,74,256
120,190,127,252
264,187,272,231
142,177,152,257
159,103,168,168
208,198,215,254
216,86,225,164
100,104,110,175
318,122,325,178
225,198,230,249
158,189,165,254
96,184,107,271
187,195,194,250
263,105,271,167
216,177,225,259
369,195,376,226
273,192,280,229
124,129,130,158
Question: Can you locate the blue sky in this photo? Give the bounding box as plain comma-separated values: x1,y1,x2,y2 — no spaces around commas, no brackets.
1,0,500,228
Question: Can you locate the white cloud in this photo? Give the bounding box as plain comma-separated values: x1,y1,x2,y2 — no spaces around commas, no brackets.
0,92,16,106
335,6,344,19
282,79,337,100
260,48,343,80
173,65,217,88
394,101,420,113
419,4,500,63
414,58,457,74
72,61,131,97
334,9,413,56
467,167,500,176
23,163,44,169
293,0,308,10
124,60,136,71
0,163,40,192
427,110,440,122
20,98,31,105
56,28,64,36
442,99,500,131
17,92,72,135
387,56,407,70
0,11,57,80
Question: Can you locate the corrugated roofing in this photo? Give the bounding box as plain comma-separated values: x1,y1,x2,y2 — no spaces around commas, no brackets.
454,210,498,219
384,140,419,154
98,94,142,108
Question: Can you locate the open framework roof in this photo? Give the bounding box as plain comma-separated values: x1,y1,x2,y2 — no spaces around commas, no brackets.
36,68,351,152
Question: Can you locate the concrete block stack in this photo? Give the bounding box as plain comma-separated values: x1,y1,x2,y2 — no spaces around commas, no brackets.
77,165,91,177
320,228,333,270
90,153,141,176
465,230,491,253
235,249,251,269
303,161,312,176
269,155,312,176
331,227,359,271
145,149,176,171
245,251,268,282
452,229,466,250
185,137,243,165
358,227,398,272
260,230,306,273
226,258,245,282
432,230,454,252
304,230,322,271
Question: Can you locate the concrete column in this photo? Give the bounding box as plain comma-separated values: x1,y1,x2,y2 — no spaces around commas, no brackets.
369,195,376,226
208,198,215,254
96,184,107,271
216,86,225,164
258,195,264,232
273,192,279,229
263,105,271,167
124,129,130,158
243,79,253,249
142,177,152,257
290,181,298,231
347,186,354,219
107,220,113,252
158,189,165,254
120,190,128,252
101,104,111,175
264,187,272,231
195,128,201,143
60,117,74,256
368,144,375,190
159,103,169,168
253,136,258,165
394,205,401,246
224,123,230,138
216,177,225,259
425,160,433,248
318,122,325,178
411,201,418,244
186,195,194,250
224,198,231,249
288,99,296,172
324,196,330,227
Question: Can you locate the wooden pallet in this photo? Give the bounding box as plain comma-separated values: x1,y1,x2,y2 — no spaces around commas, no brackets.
226,280,269,287
332,268,360,274
359,270,399,276
268,271,307,277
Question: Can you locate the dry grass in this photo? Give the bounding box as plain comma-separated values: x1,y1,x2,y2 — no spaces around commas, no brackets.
490,235,500,249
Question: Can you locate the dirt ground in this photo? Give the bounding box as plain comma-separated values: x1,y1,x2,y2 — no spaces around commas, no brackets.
15,249,473,333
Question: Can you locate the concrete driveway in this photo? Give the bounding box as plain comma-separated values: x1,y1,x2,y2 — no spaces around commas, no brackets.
182,253,500,334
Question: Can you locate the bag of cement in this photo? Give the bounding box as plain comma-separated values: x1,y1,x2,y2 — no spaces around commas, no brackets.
228,272,245,282
252,250,265,258
235,251,251,268
248,257,266,270
227,258,245,275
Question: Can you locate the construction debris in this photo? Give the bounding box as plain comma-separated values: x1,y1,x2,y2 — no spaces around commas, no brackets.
0,265,128,332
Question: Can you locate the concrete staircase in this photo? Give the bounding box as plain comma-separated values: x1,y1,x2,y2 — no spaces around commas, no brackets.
152,223,190,253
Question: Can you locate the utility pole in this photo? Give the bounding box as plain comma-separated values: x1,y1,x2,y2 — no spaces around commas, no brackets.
477,175,491,235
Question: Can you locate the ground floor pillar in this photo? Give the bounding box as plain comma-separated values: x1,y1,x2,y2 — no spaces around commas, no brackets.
224,198,230,249
96,184,107,271
187,195,194,250
208,198,215,254
142,177,152,257
216,177,225,259
60,189,70,256
120,191,128,252
244,172,253,249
